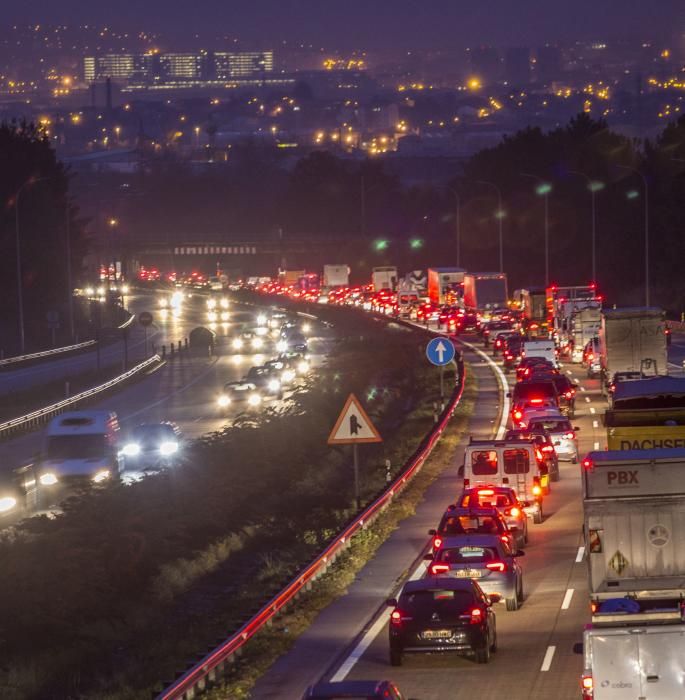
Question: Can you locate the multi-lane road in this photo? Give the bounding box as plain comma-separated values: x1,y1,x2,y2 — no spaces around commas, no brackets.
251,328,674,700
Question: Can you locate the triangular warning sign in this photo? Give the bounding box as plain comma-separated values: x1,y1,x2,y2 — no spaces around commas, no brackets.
328,393,382,445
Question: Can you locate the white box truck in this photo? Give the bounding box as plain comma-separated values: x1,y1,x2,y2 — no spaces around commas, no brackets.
577,448,685,699
599,308,667,395
323,264,349,289
371,266,398,292
427,267,465,306
570,305,601,363
463,272,508,319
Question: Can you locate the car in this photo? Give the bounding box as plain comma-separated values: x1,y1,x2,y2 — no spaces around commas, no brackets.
216,381,262,410
491,330,519,356
424,534,524,612
302,680,406,699
526,413,580,463
460,312,480,333
263,358,297,385
510,380,560,426
416,303,440,324
527,370,577,417
0,464,38,521
245,365,283,398
121,423,182,470
582,337,601,378
428,506,512,551
515,357,557,382
387,577,499,666
482,321,515,348
505,428,559,483
230,330,267,353
502,335,525,372
278,351,310,375
456,486,529,548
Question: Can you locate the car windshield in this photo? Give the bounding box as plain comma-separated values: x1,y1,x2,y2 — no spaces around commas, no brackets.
470,450,498,475
131,425,174,444
437,546,499,564
400,589,475,618
439,514,501,535
47,434,105,460
503,448,530,474
514,382,556,399
529,419,571,433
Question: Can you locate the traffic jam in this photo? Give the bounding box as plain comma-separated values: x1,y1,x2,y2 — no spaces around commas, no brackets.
252,265,683,700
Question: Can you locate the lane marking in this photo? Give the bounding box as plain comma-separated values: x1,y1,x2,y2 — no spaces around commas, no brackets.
566,370,572,376
593,441,600,450
540,645,556,672
584,396,591,403
561,588,575,610
580,386,586,392
576,546,585,563
590,407,596,414
592,420,599,428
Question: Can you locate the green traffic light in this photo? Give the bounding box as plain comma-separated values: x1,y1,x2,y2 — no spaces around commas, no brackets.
410,238,423,249
374,239,389,251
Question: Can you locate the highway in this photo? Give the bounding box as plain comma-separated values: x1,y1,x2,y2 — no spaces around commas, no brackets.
250,328,622,700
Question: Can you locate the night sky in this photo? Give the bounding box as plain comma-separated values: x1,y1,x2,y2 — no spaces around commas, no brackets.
10,0,685,49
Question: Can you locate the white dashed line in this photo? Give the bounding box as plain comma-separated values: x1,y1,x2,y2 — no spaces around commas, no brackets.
580,386,586,392
592,420,599,428
566,370,572,376
585,396,591,403
576,546,585,563
540,645,556,672
561,588,575,610
590,407,596,414
593,441,600,450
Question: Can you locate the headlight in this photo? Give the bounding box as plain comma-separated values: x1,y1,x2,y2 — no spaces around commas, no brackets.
0,496,17,513
217,394,231,407
248,393,262,406
40,473,58,486
85,286,95,296
207,298,217,309
302,322,311,333
159,297,168,308
159,441,179,456
297,360,310,374
251,337,264,350
92,469,110,483
232,338,244,350
282,369,295,383
268,379,280,392
97,285,105,295
171,292,184,307
207,311,218,322
220,311,230,321
220,298,229,309
276,340,287,352
122,443,141,457
121,284,130,294
257,314,267,326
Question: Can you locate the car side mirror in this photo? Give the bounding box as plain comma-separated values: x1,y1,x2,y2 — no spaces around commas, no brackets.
386,598,398,607
515,550,526,557
487,593,502,604
428,528,437,536
573,642,583,655
574,426,580,431
423,553,434,561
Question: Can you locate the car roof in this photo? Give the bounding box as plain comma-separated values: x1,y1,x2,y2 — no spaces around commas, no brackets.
443,505,502,517
401,576,478,594
439,534,504,547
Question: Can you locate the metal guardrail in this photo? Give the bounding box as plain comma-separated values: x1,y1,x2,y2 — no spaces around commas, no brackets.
0,340,97,368
0,354,161,440
156,356,465,700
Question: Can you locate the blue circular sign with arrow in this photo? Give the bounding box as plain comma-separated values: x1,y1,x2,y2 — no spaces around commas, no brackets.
426,337,456,366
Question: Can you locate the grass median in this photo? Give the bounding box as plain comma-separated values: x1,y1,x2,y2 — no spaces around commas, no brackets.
0,302,467,699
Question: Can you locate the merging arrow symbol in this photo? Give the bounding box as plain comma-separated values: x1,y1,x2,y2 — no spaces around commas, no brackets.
435,340,447,363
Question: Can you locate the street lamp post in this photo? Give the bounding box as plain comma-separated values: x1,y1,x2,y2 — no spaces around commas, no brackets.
617,164,649,306
474,180,504,273
568,171,604,284
521,173,553,287
445,186,461,267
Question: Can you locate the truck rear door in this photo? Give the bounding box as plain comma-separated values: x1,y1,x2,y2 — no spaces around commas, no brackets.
637,626,685,699
590,631,641,699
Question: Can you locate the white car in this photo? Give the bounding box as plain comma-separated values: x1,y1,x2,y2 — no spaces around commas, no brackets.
525,413,580,463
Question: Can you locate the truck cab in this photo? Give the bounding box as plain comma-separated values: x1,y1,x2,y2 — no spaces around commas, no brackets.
462,439,546,524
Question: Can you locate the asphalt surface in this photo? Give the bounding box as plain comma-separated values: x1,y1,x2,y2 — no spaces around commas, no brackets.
250,328,614,700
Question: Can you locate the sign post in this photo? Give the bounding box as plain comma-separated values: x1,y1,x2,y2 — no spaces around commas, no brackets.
46,311,60,348
328,393,382,510
138,311,153,358
426,336,456,409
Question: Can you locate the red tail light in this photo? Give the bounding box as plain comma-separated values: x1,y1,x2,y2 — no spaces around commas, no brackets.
507,506,521,517
390,609,403,625
581,674,594,699
500,534,511,544
430,563,450,575
469,607,484,624
432,536,443,549
564,432,575,440
588,352,594,360
542,445,555,453
535,448,544,461
478,489,495,496
529,398,544,404
495,340,502,346
565,391,573,399
486,561,507,572
513,409,523,421
582,457,593,470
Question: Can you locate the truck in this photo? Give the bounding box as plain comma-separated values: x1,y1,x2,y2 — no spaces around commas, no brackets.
398,269,427,295
278,269,306,288
569,305,601,362
371,266,398,293
545,284,599,345
599,307,668,395
515,287,548,338
577,448,685,699
605,376,685,450
427,267,465,306
322,264,349,289
463,272,508,319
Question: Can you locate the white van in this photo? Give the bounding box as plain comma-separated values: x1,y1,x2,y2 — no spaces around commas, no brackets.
462,439,546,523
39,411,122,487
522,340,558,368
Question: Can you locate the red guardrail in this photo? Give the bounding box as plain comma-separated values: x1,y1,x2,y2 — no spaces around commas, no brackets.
156,348,465,700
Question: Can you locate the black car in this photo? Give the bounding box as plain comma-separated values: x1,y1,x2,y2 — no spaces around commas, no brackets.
387,577,498,665
0,464,38,521
460,312,480,333
302,680,406,699
531,371,577,417
505,428,559,482
121,423,182,471
502,335,524,372
245,365,283,398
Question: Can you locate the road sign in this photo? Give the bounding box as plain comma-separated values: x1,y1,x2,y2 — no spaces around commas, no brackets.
138,311,153,327
328,393,382,445
426,337,455,366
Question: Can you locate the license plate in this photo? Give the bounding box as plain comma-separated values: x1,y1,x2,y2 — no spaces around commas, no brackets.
422,629,452,640
455,569,483,578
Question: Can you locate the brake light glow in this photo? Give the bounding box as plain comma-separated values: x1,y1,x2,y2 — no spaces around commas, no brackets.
565,391,573,399
535,448,544,462
530,398,544,404
542,445,555,453
588,352,594,360
581,674,593,695
500,534,511,544
582,457,593,470
469,607,483,624
391,609,402,625
485,561,507,572
513,409,523,421
430,563,450,575
509,507,521,517
532,484,542,496
478,489,495,496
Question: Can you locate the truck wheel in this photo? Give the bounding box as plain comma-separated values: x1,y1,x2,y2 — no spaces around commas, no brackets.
390,648,403,666
533,506,543,524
